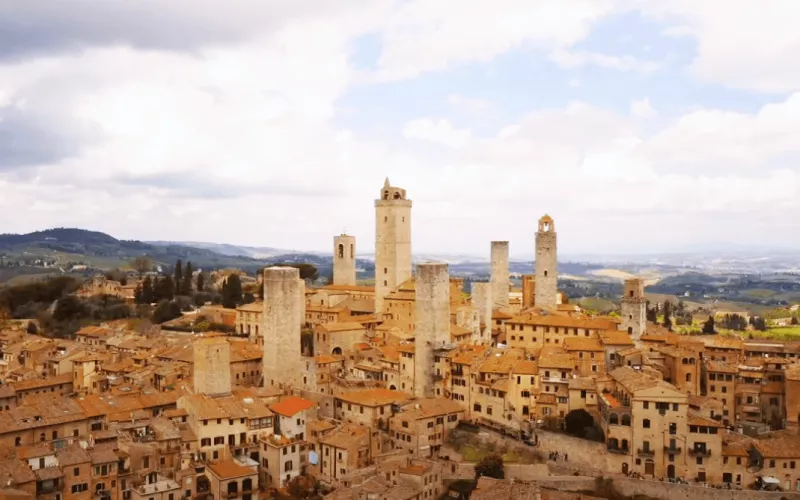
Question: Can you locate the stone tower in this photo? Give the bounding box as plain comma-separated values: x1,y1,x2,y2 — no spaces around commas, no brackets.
193,337,232,397
333,234,356,286
470,281,493,342
374,178,412,315
534,215,558,308
621,278,646,340
490,241,510,309
414,263,450,398
263,266,304,390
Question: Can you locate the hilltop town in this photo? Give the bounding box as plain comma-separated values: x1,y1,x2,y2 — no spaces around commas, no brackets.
1,180,800,500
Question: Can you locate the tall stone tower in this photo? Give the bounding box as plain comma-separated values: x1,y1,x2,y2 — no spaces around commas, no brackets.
333,234,356,286
374,178,412,315
263,267,304,390
621,278,647,340
414,263,450,398
193,337,232,398
490,241,510,309
534,215,558,308
470,281,493,342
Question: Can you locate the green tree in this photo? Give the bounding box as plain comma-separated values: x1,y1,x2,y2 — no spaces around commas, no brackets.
154,276,175,302
174,260,183,292
196,271,205,292
152,300,182,324
181,261,193,295
702,316,716,334
222,274,243,309
475,453,504,480
662,301,673,330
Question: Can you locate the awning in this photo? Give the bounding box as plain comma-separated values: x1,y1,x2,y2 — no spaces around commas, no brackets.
762,476,780,485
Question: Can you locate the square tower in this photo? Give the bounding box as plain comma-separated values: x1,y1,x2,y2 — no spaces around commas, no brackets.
414,262,451,398
193,337,232,397
263,266,304,390
374,178,412,314
621,277,646,340
490,241,510,309
534,215,558,308
333,234,356,286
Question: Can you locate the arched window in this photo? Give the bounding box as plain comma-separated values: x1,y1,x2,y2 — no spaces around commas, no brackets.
14,437,21,446
608,437,619,449
621,414,631,426
337,244,344,258
350,244,354,258
686,373,692,382
383,191,389,200
629,291,634,297
609,413,619,425
393,192,401,199
682,358,689,365
627,327,633,334
473,403,482,412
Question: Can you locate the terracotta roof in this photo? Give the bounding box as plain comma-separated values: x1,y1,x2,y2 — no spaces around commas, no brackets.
600,330,635,346
207,459,255,480
269,396,314,417
337,388,410,407
564,337,604,352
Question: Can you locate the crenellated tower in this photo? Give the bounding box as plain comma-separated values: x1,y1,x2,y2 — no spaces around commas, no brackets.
374,178,412,315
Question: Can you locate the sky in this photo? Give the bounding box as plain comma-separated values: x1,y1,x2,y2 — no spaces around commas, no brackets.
1,1,800,256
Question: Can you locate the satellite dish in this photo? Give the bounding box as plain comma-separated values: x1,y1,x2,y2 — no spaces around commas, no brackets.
309,451,318,465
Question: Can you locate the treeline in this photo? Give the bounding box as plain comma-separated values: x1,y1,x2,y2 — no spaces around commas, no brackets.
645,300,693,330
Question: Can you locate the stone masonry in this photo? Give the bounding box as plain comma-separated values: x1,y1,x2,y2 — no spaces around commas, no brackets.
471,281,493,342
193,337,232,397
621,277,646,340
374,178,412,315
263,266,303,390
535,215,558,308
333,234,357,286
414,262,451,398
490,241,510,309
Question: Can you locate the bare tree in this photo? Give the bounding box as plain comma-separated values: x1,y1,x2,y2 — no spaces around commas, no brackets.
132,256,153,277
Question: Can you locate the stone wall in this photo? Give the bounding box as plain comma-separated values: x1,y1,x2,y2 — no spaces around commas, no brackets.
414,263,450,398
263,266,303,390
490,241,510,309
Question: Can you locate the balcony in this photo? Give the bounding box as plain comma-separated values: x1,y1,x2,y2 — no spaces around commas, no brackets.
688,448,711,457
664,445,682,454
636,448,655,458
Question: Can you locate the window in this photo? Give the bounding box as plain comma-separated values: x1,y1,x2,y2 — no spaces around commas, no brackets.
643,419,651,428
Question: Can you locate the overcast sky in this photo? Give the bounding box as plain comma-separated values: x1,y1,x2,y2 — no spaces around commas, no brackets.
2,1,800,256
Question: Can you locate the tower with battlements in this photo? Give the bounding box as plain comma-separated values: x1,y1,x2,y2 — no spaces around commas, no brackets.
534,215,558,308
374,178,412,315
621,278,647,340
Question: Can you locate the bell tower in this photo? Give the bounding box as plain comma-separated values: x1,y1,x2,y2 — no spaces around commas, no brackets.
534,215,558,308
333,234,356,286
621,278,646,340
374,178,412,314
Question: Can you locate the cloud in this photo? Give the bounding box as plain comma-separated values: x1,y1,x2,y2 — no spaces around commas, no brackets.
447,94,492,114
549,49,660,73
403,118,471,149
637,1,800,92
371,0,622,80
629,98,657,118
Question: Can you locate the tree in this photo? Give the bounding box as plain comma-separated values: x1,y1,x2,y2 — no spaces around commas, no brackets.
132,256,153,277
174,260,183,292
182,261,193,295
135,276,155,304
153,276,175,302
52,295,88,322
271,263,319,281
152,300,182,324
702,316,716,334
646,301,657,323
475,453,504,480
196,271,205,292
222,274,243,309
26,321,38,334
662,301,673,330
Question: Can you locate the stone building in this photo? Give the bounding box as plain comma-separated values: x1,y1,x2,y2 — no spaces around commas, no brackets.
262,266,304,391
333,234,357,286
534,215,558,309
193,337,232,397
414,263,451,398
490,241,510,309
620,278,647,340
374,178,412,315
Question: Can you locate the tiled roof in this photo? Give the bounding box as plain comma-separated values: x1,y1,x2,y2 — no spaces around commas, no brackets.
269,396,314,417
